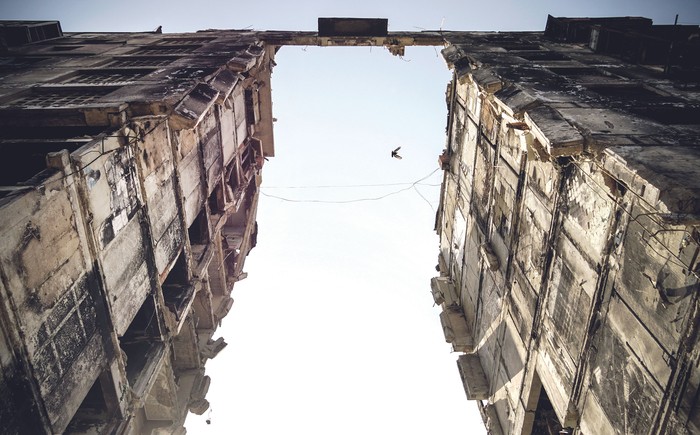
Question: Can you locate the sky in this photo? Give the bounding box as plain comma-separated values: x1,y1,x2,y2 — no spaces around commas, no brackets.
2,1,699,434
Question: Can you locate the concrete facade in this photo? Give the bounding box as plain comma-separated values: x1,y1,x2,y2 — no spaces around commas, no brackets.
0,21,274,434
2,15,700,435
433,16,700,435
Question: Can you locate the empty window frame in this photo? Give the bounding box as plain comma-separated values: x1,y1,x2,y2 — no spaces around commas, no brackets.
0,139,85,186
0,56,49,69
532,385,564,434
244,88,261,127
188,208,210,246
165,67,216,80
51,45,82,51
118,295,165,396
155,37,215,46
226,160,241,194
8,87,114,108
501,44,543,51
64,372,119,433
107,57,176,67
240,140,254,172
61,69,153,85
208,184,225,216
130,45,201,56
517,51,569,61
68,33,124,43
547,66,609,78
586,84,699,124
63,37,124,45
240,137,262,174
0,21,62,45
161,251,194,322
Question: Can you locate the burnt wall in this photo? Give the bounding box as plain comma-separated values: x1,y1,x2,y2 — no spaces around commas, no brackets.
435,20,700,435
0,24,275,434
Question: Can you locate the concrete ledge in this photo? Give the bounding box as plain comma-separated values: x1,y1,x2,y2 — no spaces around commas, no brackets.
494,85,540,117
525,105,584,157
170,84,220,130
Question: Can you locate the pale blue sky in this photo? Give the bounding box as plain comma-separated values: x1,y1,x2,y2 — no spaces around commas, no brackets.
3,0,699,32
2,1,699,434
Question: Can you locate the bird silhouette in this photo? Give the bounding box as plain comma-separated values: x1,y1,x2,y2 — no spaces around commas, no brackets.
391,146,402,159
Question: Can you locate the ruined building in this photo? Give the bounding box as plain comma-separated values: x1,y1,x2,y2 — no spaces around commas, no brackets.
432,16,700,435
0,21,274,434
0,15,699,435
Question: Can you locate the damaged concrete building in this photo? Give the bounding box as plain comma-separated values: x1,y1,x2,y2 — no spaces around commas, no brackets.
0,20,274,434
1,14,700,435
432,16,700,435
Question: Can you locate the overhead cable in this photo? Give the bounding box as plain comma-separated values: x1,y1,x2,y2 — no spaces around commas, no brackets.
261,168,441,204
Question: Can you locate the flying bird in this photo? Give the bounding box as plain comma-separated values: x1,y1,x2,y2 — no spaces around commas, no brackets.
391,146,402,160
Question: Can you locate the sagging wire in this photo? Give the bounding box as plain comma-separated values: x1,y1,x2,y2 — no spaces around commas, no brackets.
573,157,698,249
574,157,698,245
599,163,699,242
38,116,169,189
261,168,441,204
542,158,695,280
263,181,441,189
413,184,436,213
0,118,169,237
568,157,700,281
413,17,450,58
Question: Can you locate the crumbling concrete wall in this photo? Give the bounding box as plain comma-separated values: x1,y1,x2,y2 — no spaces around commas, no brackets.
0,25,275,434
0,162,110,432
72,134,152,337
435,20,700,435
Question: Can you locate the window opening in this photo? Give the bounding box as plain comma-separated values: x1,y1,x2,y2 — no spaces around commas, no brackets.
484,34,519,42
226,161,240,197
165,67,216,80
0,56,49,69
51,45,81,51
161,251,194,322
7,87,114,108
547,67,608,78
188,208,210,246
0,140,85,186
62,69,152,85
531,386,564,434
107,57,177,67
208,185,224,216
240,138,261,174
64,38,123,45
587,84,670,102
587,84,699,124
64,374,115,434
118,295,164,396
130,46,201,55
517,51,569,61
501,44,542,51
244,88,260,127
156,37,215,45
